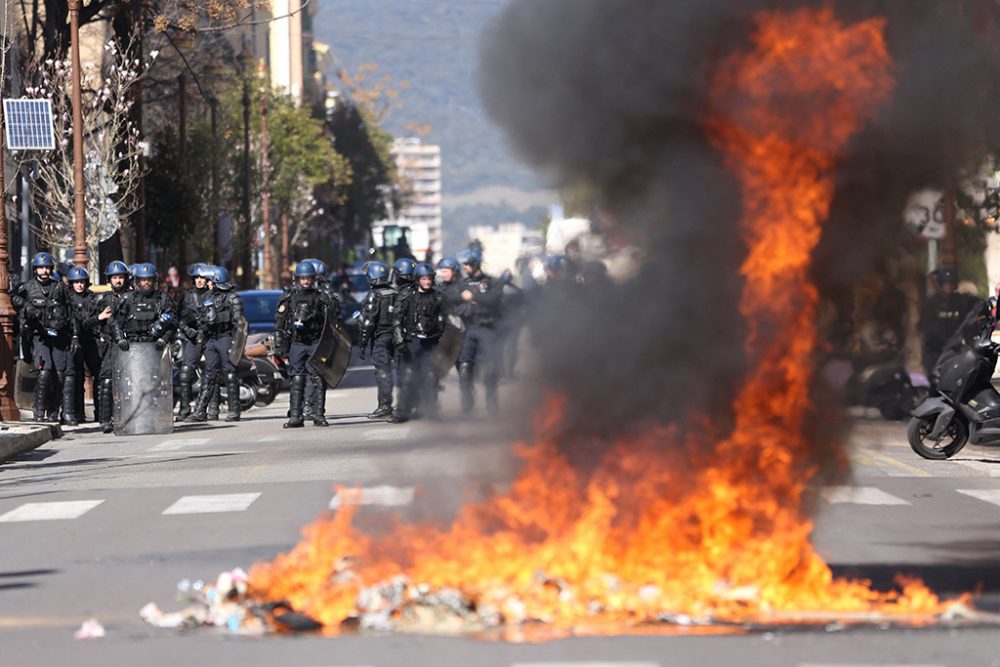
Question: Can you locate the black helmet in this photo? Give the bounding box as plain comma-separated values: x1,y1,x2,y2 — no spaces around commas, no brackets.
394,258,417,283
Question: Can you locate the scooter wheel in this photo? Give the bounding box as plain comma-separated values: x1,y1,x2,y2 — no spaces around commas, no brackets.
907,414,968,460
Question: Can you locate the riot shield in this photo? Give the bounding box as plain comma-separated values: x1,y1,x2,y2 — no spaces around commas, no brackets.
228,317,249,366
308,314,352,389
112,342,174,436
14,359,36,411
432,314,466,377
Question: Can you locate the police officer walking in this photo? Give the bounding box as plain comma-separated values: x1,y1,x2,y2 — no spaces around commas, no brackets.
13,252,77,423
94,261,131,433
66,267,102,423
175,263,212,420
392,263,446,422
274,262,335,428
456,249,503,415
358,261,397,420
302,258,343,424
186,266,245,423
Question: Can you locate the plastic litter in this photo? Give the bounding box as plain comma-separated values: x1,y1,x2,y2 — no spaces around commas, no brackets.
73,618,105,639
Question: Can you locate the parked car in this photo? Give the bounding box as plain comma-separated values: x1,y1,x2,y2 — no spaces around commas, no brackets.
237,290,284,335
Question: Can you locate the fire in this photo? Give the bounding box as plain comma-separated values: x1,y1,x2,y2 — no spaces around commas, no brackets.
250,9,951,631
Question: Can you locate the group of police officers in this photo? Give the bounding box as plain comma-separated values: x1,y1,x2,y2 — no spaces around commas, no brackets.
12,246,510,433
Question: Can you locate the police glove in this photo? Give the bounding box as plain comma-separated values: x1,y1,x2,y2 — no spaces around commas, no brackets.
70,336,81,355
117,339,130,351
155,338,168,350
195,333,205,347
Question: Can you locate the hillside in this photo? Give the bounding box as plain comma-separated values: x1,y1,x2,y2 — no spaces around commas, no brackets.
312,0,552,245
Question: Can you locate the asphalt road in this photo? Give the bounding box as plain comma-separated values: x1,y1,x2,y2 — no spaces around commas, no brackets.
3,366,1000,667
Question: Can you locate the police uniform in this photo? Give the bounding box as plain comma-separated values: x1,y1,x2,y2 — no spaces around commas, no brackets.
392,285,445,421
275,282,334,427
111,290,177,351
304,272,343,423
188,287,244,422
175,282,210,419
92,275,130,433
13,273,77,421
456,270,503,414
359,282,399,419
68,286,102,423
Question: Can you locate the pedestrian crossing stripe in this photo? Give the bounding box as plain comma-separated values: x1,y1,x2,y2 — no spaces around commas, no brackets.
149,437,211,452
330,486,415,509
0,500,104,522
957,488,1000,506
820,486,910,505
162,493,261,515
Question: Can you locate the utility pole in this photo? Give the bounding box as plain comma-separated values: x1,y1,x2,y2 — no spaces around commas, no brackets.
0,101,21,420
178,72,188,272
239,45,253,288
259,64,273,289
69,0,88,268
210,98,220,265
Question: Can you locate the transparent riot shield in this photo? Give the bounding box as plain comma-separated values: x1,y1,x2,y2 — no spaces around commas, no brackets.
112,341,174,436
432,314,466,377
308,314,352,390
228,317,249,367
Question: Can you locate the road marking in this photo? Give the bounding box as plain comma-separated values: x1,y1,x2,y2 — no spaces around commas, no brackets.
330,486,415,509
362,427,411,441
851,449,931,477
257,435,283,442
955,459,1000,477
512,663,660,667
0,500,104,522
162,493,261,515
800,664,945,667
957,488,1000,506
149,437,211,452
820,486,911,505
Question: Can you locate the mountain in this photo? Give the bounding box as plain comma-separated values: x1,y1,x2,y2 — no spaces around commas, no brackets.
311,0,553,247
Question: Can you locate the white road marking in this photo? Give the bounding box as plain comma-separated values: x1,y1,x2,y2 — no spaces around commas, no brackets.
957,488,1000,506
149,437,211,452
330,486,415,510
257,435,283,442
162,493,261,515
512,663,661,667
955,459,1000,477
362,427,411,441
0,500,104,522
820,486,911,505
800,664,945,667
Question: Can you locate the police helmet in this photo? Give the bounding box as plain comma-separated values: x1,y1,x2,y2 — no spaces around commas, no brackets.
305,258,328,278
133,263,157,279
437,257,460,272
935,267,958,287
188,262,208,278
105,260,129,277
457,248,482,270
500,268,513,285
294,261,318,278
415,263,435,279
30,252,55,268
127,263,139,278
67,266,90,283
58,262,75,278
366,261,390,286
211,266,231,286
394,258,417,282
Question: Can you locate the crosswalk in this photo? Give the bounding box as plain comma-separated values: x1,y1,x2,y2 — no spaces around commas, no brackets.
1,479,999,524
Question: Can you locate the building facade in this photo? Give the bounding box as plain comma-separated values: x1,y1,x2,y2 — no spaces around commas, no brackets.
373,138,443,262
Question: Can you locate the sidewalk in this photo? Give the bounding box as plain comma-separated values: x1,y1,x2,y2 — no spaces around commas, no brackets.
0,420,62,463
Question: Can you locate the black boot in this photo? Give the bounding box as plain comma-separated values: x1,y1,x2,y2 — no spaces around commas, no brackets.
368,368,394,419
60,372,78,426
458,362,475,414
224,372,241,422
33,369,56,422
303,376,315,420
207,384,221,421
284,375,305,428
391,366,415,423
185,379,215,423
311,377,329,427
99,379,114,433
176,365,195,420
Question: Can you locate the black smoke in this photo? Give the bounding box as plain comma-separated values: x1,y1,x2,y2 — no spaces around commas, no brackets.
476,0,1000,448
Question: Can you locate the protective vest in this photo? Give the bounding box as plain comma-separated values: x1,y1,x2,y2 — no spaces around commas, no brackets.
24,279,69,333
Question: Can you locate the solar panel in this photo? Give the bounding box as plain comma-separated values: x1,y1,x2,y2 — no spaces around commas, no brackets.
3,98,55,150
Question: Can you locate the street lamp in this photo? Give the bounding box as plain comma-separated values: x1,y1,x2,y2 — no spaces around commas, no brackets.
238,42,254,288
68,0,87,268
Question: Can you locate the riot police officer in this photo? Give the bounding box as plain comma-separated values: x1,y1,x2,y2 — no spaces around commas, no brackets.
93,261,131,433
187,266,245,423
437,257,464,311
392,263,446,422
110,263,177,361
920,267,980,375
175,263,212,420
13,252,77,422
456,248,503,415
393,258,417,295
274,262,335,428
302,258,343,423
358,261,397,419
66,267,102,423
497,268,526,380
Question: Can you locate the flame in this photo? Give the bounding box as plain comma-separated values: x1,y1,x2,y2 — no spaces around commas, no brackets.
250,9,952,630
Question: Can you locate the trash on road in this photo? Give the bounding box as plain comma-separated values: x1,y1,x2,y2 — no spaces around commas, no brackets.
140,568,268,634
73,618,105,639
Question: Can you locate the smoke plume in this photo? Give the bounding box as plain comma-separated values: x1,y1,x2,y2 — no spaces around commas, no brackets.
477,0,1000,447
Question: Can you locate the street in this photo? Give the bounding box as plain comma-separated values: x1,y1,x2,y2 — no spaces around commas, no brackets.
0,364,998,667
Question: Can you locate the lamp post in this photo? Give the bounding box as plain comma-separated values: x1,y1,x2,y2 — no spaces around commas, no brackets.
0,102,21,420
258,62,273,289
68,0,88,268
238,43,254,288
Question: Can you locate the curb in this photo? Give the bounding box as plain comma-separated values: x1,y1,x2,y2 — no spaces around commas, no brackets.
0,423,63,463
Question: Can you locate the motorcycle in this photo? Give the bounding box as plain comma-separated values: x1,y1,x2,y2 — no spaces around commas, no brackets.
908,299,1000,460
170,341,265,413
